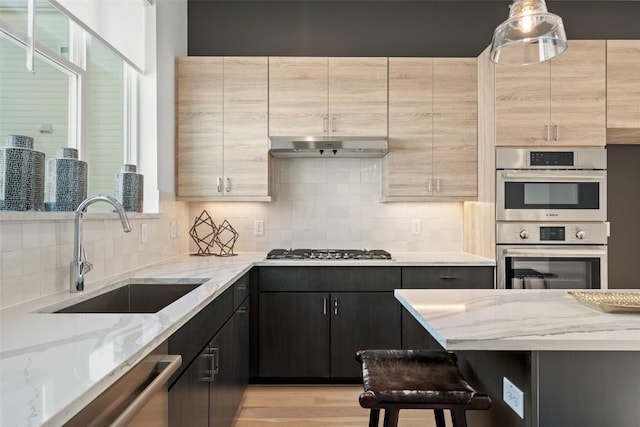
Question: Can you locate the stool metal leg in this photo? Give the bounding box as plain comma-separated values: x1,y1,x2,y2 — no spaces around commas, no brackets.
434,409,446,427
369,409,380,427
450,409,468,427
383,409,399,427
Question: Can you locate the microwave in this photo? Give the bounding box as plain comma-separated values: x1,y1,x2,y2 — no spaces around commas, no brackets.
496,148,607,222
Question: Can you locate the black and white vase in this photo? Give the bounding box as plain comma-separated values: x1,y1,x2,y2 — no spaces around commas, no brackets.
115,164,143,212
45,147,88,211
0,135,45,211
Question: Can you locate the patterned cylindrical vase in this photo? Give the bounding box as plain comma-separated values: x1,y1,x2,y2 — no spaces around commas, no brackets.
0,135,45,211
45,147,88,211
115,164,143,212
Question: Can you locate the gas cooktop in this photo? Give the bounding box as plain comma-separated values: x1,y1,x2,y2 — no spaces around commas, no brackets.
266,249,392,260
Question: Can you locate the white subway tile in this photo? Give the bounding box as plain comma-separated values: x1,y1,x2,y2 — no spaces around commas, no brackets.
0,222,23,252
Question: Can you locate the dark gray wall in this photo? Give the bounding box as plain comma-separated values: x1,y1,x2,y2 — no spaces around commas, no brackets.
607,145,640,290
188,1,640,57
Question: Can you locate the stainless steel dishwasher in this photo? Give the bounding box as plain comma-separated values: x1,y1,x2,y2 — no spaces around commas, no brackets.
65,350,181,427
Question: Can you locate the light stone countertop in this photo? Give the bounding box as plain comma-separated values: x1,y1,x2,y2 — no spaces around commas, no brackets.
0,251,493,427
396,288,640,352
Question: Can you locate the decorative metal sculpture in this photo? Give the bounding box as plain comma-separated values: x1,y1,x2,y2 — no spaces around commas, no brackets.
189,210,218,256
212,219,239,257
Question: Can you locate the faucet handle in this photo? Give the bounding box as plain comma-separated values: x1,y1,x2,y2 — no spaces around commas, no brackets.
81,248,93,273
82,261,93,273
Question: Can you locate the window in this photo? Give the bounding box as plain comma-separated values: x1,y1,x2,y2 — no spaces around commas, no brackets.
0,0,133,207
89,36,125,196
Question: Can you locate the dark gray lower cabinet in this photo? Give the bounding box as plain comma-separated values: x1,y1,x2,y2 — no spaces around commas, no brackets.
401,266,494,350
330,292,401,377
210,300,249,427
257,267,402,379
255,265,494,378
259,292,330,377
169,277,250,427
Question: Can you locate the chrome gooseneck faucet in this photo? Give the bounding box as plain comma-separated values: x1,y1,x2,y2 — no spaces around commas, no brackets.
71,195,131,292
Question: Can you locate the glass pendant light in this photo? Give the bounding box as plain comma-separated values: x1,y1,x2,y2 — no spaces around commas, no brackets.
490,0,567,65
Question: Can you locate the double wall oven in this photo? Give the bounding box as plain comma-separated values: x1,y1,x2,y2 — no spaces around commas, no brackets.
496,147,608,290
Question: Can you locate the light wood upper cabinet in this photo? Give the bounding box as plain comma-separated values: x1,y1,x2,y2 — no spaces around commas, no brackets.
269,57,388,136
607,40,640,144
384,58,434,198
383,57,478,200
495,40,606,147
176,57,270,200
176,57,224,198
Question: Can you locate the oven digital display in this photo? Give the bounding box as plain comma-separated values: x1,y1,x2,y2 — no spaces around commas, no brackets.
529,151,574,166
540,226,566,241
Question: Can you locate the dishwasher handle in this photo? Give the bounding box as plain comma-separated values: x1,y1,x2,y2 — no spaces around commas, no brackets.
111,354,182,427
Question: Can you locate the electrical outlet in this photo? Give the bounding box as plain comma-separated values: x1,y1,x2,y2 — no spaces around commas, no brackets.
254,219,264,236
503,377,524,419
170,221,178,239
410,219,421,236
140,223,148,244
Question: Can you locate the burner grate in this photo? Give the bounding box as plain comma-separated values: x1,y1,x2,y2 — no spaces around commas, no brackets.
266,249,392,260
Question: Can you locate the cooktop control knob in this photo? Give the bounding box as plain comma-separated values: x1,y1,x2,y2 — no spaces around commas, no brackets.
519,230,529,239
576,230,586,240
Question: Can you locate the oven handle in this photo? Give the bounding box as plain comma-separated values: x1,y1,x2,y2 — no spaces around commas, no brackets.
500,172,605,181
502,248,606,257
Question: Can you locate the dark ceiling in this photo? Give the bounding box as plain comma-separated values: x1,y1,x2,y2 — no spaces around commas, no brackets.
188,1,640,57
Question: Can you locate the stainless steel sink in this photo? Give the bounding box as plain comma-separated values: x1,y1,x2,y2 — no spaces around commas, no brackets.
55,283,201,313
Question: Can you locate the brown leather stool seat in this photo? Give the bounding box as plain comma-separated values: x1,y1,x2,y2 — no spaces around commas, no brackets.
356,350,491,427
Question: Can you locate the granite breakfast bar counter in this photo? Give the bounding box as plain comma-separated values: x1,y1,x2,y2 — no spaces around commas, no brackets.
395,289,640,427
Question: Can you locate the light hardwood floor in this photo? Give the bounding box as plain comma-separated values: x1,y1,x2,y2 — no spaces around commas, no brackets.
234,385,445,427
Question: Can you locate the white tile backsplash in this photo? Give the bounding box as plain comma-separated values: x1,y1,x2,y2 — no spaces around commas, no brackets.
191,158,463,253
0,194,190,309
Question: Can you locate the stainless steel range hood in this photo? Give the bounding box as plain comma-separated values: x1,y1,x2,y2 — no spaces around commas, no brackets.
268,136,388,158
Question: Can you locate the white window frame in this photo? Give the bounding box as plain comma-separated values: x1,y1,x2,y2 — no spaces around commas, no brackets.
0,10,137,197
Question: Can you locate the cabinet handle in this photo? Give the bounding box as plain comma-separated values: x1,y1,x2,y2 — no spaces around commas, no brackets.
201,350,215,381
331,116,337,133
436,177,441,193
334,297,339,316
554,124,560,141
237,306,249,314
544,124,550,141
427,177,433,193
236,283,247,291
323,297,327,315
439,275,459,280
211,347,219,379
323,116,329,133
225,177,231,193
216,177,222,193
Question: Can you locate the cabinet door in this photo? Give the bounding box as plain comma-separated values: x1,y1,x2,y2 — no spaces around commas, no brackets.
258,292,330,377
328,57,388,136
176,57,224,197
223,57,269,197
432,113,477,197
432,58,477,197
495,61,550,146
607,40,640,143
268,57,328,135
330,292,401,378
169,347,210,427
384,58,434,198
229,302,250,420
550,40,606,146
210,319,235,427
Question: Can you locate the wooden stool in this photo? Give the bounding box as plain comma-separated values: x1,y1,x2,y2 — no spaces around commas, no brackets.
356,350,491,427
